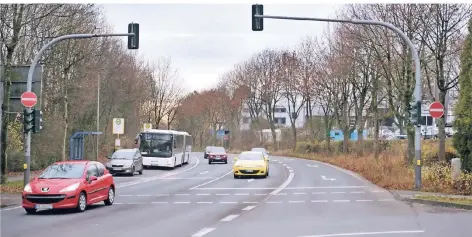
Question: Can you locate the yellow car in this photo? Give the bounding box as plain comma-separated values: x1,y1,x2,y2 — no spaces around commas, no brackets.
233,151,269,179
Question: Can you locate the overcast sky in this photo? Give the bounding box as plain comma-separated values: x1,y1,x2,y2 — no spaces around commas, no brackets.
102,4,340,92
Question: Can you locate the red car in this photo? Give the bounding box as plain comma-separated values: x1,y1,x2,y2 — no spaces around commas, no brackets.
22,160,115,214
208,146,228,164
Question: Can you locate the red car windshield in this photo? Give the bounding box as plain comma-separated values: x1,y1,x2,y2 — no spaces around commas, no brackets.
38,163,85,179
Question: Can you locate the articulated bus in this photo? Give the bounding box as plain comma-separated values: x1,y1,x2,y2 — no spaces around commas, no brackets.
134,129,192,169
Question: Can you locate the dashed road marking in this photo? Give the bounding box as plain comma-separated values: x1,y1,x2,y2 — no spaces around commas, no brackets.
220,214,239,222
220,201,238,204
266,201,283,204
242,205,255,211
356,200,373,202
152,201,168,204
332,192,345,194
288,200,306,203
243,201,259,204
297,230,425,237
216,193,230,196
174,201,190,204
175,193,190,196
350,191,365,194
311,200,328,203
333,200,350,202
254,193,267,196
294,192,306,195
192,227,216,237
137,194,151,196
199,171,209,175
275,193,287,195
312,192,327,194
235,193,249,196
197,201,213,204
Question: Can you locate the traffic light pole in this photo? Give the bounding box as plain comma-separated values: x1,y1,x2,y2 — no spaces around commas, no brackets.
253,12,423,189
23,32,135,187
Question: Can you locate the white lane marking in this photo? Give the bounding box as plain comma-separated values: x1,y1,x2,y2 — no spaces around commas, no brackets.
197,193,210,196
275,193,287,195
220,214,239,222
312,192,327,194
307,164,318,168
247,178,255,183
332,192,345,194
114,202,123,204
371,190,386,193
216,193,230,195
333,200,350,202
189,170,233,190
311,200,328,203
200,171,209,175
220,201,238,204
152,201,168,204
119,194,132,196
297,230,425,237
351,191,365,194
192,227,216,237
266,201,283,204
197,188,276,190
174,201,190,204
356,200,373,202
117,157,200,189
243,201,259,204
294,192,306,195
175,193,190,196
289,169,294,173
242,205,255,211
321,175,336,181
235,193,249,196
284,186,365,189
378,199,395,202
286,166,291,169
137,194,152,196
289,200,306,203
254,193,268,196
197,202,213,204
270,170,295,195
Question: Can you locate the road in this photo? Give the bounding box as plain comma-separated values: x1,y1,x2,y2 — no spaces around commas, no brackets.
1,153,471,237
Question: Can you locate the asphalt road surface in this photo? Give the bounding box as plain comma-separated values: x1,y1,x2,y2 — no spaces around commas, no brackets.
1,153,471,237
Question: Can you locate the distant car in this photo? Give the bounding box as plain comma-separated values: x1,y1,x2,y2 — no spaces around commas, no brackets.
106,148,144,176
233,151,269,179
208,146,228,164
251,147,270,159
22,160,115,214
204,146,216,159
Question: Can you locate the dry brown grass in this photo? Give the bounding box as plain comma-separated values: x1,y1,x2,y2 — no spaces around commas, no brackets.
273,140,472,195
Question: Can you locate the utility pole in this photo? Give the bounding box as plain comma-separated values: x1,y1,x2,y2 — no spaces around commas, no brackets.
96,72,100,161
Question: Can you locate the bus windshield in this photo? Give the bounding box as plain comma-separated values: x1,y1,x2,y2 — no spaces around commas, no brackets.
139,133,173,158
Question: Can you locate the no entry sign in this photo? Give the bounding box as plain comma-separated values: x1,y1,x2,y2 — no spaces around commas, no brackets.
20,92,37,108
429,101,444,118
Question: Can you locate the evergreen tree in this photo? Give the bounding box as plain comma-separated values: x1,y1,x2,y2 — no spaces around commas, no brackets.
453,17,472,172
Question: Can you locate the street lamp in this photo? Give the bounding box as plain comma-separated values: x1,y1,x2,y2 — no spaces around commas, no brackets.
251,4,423,189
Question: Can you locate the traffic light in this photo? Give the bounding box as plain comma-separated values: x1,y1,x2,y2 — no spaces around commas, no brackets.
23,108,34,133
409,100,421,126
252,4,264,31
32,109,43,133
128,23,139,49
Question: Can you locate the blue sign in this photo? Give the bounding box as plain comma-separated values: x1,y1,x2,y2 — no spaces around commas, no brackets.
216,130,225,138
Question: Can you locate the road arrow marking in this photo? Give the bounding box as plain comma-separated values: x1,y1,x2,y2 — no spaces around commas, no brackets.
321,175,336,181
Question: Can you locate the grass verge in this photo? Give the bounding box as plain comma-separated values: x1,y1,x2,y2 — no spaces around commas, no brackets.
0,180,24,193
414,195,472,206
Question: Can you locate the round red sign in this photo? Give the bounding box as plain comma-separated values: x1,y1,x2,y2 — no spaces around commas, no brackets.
20,92,37,108
429,101,444,119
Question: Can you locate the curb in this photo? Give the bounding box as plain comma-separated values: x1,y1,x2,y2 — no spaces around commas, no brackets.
402,197,472,210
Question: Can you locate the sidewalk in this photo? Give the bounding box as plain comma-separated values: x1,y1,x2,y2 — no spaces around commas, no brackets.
0,193,21,208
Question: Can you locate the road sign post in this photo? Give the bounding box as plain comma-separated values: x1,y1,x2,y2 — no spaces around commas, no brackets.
22,25,139,187
250,4,423,190
143,123,152,131
429,101,444,119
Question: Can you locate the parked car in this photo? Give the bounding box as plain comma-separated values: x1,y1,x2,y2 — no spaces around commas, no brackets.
204,146,216,159
207,146,228,164
106,148,144,176
22,160,115,214
233,151,269,178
